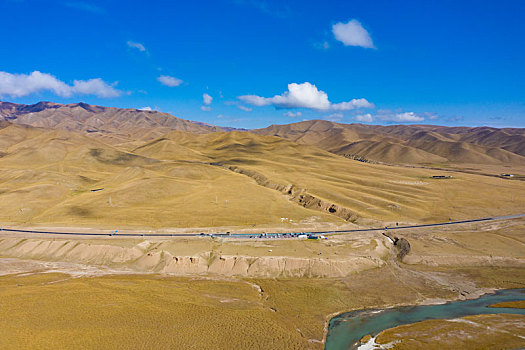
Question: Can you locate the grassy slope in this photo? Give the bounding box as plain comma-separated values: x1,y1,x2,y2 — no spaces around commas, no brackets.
0,266,523,350
0,216,523,349
169,131,525,222
0,126,338,228
376,314,525,349
0,126,524,228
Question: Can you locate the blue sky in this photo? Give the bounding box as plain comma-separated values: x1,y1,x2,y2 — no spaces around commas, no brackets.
1,0,524,128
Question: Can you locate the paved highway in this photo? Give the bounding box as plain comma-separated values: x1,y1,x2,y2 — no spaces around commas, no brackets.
0,214,523,239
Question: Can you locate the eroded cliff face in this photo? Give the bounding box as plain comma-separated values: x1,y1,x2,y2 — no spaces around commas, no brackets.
226,165,359,222
138,252,381,277
0,237,383,278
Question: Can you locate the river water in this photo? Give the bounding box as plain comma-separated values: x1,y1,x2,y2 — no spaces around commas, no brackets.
325,288,525,350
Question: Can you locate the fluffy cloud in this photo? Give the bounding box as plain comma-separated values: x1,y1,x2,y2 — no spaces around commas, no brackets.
138,106,152,111
324,113,343,122
237,105,252,112
203,93,213,105
384,112,424,122
283,111,302,117
355,113,373,122
332,98,374,110
127,40,146,52
355,111,427,123
72,78,122,97
238,82,372,111
157,75,183,87
200,106,211,111
0,71,122,98
332,19,375,48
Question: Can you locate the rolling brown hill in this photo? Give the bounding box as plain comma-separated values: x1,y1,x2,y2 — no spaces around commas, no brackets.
0,100,524,229
0,101,225,144
4,100,523,168
1,119,523,229
252,120,525,166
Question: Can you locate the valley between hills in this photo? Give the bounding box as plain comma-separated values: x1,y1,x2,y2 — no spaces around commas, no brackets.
0,101,524,349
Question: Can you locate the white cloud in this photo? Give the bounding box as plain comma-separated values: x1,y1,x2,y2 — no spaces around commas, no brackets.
356,113,373,122
203,93,213,105
383,112,424,122
238,94,269,107
332,98,374,110
127,40,146,52
0,71,122,98
357,111,427,123
238,82,372,111
139,106,152,111
201,106,211,111
324,113,343,122
283,111,302,117
332,19,375,48
72,78,122,97
355,113,374,123
241,82,330,109
237,105,252,112
157,75,183,87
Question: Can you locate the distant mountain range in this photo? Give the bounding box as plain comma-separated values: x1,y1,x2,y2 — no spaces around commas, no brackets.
1,101,524,165
253,120,525,165
0,101,224,144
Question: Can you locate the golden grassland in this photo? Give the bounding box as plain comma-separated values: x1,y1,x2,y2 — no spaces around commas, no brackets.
0,266,524,350
0,273,302,349
166,131,525,223
0,219,524,349
489,300,525,309
1,126,524,230
1,122,524,349
375,314,525,350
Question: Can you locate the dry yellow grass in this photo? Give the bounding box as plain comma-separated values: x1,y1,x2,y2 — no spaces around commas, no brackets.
160,131,525,223
0,270,452,350
1,104,524,349
0,265,523,350
1,126,524,230
489,300,525,309
376,314,525,349
0,273,306,349
0,126,339,228
0,218,524,349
